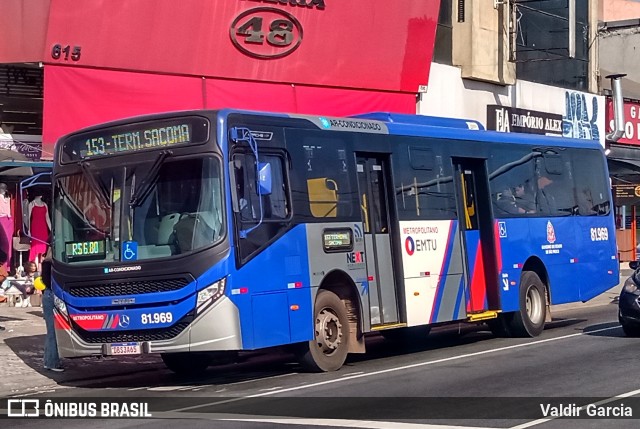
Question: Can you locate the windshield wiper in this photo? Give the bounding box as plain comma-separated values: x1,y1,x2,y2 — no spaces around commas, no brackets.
80,161,110,208
129,150,172,207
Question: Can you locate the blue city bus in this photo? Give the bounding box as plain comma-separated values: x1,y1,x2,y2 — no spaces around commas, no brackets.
50,109,619,373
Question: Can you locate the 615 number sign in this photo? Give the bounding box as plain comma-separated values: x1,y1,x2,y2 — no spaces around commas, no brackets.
51,44,82,62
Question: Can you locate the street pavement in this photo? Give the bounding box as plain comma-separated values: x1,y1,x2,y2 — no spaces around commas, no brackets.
0,270,630,398
0,307,164,397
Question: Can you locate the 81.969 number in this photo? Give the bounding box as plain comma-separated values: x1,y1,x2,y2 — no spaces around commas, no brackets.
141,312,173,325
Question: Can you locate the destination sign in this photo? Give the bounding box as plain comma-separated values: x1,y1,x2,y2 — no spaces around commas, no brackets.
60,116,210,162
322,229,353,252
65,240,106,262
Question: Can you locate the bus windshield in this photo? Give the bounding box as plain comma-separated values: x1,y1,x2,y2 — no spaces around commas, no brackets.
53,156,224,264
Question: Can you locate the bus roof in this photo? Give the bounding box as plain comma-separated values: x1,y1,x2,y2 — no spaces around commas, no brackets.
227,109,605,152
351,112,486,131
57,109,605,153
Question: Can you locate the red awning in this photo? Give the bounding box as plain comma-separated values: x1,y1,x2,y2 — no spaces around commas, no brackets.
42,66,416,156
43,0,439,93
0,0,50,63
42,67,205,156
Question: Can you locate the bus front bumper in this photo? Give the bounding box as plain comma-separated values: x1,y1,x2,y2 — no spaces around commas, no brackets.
54,296,243,358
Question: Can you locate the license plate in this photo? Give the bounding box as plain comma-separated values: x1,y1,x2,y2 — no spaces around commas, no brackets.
110,342,141,355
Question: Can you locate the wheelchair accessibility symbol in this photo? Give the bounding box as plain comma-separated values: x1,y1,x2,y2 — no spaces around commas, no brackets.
122,241,138,261
498,222,507,238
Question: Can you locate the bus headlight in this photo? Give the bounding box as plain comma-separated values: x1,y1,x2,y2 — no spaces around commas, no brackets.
54,295,68,316
623,276,639,294
197,277,227,312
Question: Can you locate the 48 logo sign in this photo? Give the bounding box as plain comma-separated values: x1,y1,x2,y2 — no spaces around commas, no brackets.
230,7,303,59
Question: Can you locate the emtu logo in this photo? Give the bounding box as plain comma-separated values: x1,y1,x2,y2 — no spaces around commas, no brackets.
404,236,437,255
405,236,416,256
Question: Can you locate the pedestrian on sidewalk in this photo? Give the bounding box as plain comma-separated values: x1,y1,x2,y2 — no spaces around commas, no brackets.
0,260,8,331
39,248,63,372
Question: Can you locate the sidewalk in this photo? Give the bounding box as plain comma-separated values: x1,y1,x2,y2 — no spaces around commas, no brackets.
0,305,164,398
0,274,629,398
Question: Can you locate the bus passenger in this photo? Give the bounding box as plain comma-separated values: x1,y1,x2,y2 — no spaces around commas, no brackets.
496,188,520,215
514,184,536,213
536,175,557,214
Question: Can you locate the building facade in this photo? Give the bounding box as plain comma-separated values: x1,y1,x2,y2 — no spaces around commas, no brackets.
2,0,443,157
600,0,640,260
421,1,603,145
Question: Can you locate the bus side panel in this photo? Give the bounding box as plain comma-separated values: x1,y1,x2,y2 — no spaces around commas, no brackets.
230,224,312,350
575,216,619,301
499,217,581,306
430,221,466,323
288,287,314,343
531,217,580,304
305,223,369,328
497,215,618,311
495,218,530,312
251,292,291,349
399,220,467,325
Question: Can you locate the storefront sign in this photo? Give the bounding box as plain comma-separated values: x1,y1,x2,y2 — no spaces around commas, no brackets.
16,141,43,161
486,105,563,136
44,0,439,93
606,98,640,146
613,184,640,205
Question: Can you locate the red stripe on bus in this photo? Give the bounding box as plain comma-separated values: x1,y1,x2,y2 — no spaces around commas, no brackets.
469,240,487,312
54,313,70,330
111,314,120,329
493,221,503,272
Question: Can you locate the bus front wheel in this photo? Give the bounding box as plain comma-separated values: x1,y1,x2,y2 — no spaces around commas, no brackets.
297,289,350,372
161,352,210,376
509,271,547,337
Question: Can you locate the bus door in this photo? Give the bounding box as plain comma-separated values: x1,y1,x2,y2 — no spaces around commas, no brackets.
454,159,501,314
356,155,400,326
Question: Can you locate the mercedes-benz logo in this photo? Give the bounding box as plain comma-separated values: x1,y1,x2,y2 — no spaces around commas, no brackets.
118,314,130,328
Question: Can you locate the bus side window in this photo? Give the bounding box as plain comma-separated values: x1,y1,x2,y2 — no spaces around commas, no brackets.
232,156,257,222
488,146,538,218
570,148,610,216
394,140,456,221
233,149,291,262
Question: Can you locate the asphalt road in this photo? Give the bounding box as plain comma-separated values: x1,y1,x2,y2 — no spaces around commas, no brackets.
4,297,640,429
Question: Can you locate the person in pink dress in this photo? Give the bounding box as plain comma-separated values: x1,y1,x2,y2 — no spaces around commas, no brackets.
28,195,51,263
0,183,13,271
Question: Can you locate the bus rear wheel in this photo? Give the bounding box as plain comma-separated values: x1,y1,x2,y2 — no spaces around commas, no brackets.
297,290,350,372
509,271,546,337
161,352,211,376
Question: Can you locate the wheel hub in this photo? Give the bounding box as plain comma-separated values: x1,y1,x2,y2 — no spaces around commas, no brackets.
525,285,543,323
315,307,343,354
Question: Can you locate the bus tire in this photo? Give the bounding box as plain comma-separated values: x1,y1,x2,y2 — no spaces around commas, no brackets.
509,271,546,337
297,290,350,372
487,313,513,337
161,352,210,376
